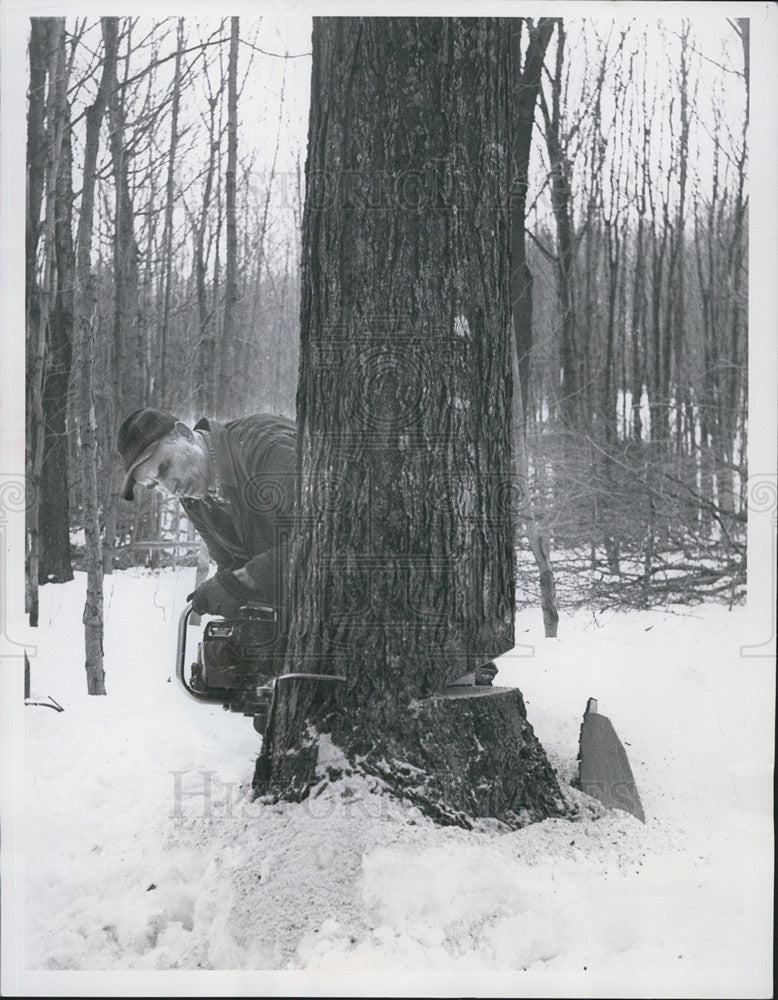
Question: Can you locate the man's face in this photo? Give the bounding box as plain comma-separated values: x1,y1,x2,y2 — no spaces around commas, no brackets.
132,429,210,499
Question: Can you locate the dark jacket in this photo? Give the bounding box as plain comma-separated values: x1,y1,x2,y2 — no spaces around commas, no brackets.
180,414,296,606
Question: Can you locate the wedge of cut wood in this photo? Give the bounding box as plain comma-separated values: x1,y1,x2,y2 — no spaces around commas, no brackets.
577,697,645,823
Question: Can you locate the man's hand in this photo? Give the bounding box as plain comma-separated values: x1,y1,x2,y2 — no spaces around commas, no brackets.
187,569,255,618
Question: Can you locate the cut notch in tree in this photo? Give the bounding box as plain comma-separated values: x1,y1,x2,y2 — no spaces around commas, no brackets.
253,17,566,828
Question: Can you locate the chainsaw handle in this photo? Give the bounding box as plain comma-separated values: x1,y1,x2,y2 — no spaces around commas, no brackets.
175,600,225,703
176,601,194,693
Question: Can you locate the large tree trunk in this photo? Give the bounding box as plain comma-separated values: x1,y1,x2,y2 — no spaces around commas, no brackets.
256,17,565,829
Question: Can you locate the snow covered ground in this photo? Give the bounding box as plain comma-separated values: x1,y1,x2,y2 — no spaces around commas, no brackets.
3,567,774,997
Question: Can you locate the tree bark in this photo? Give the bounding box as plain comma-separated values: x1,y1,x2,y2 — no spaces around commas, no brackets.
256,17,565,828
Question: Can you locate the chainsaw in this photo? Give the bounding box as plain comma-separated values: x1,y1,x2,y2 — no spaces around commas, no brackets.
176,602,285,734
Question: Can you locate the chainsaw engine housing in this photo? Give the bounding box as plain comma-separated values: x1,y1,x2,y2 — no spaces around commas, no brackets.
178,604,285,725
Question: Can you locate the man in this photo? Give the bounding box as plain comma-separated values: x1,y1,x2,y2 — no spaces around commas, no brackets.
117,407,295,619
118,407,497,685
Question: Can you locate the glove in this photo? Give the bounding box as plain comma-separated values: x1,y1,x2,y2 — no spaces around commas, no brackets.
187,570,255,618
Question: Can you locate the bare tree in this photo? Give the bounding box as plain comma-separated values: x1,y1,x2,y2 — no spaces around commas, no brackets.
104,17,142,417
71,18,119,695
218,16,240,414
539,20,582,433
193,40,222,416
158,18,185,407
40,49,76,587
509,17,559,637
98,17,145,571
26,18,68,624
25,18,49,624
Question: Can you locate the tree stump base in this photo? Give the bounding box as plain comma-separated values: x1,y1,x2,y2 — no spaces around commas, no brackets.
253,678,567,829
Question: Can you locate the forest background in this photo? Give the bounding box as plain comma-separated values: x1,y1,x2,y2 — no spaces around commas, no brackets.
15,12,753,631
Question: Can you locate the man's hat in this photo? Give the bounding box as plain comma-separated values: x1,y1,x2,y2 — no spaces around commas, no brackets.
117,408,178,501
